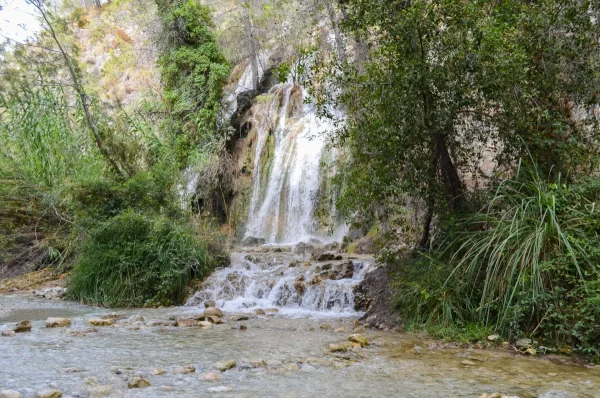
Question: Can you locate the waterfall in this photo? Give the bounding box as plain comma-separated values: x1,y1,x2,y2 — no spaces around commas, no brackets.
243,83,345,244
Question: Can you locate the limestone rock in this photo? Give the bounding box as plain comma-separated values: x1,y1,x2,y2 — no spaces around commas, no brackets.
461,360,477,366
198,321,213,328
207,386,232,393
126,315,144,323
0,390,23,398
242,236,266,246
152,369,166,375
515,338,533,348
294,242,315,255
215,360,236,371
204,307,224,318
348,334,369,347
100,313,123,320
487,334,500,342
254,309,265,315
87,318,114,327
176,318,198,327
329,343,352,353
199,372,221,381
13,320,31,333
265,308,279,314
127,376,150,389
147,320,176,327
33,389,62,398
2,330,16,337
32,287,66,299
46,318,72,328
173,365,196,375
204,300,216,308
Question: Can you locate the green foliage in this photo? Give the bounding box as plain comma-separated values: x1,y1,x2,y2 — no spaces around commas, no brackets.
393,165,600,358
328,0,600,240
67,211,225,307
155,0,231,164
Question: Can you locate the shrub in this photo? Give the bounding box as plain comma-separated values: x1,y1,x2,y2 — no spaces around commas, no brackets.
393,163,600,358
67,211,227,307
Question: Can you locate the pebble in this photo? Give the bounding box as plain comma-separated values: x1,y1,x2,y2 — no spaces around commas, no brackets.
173,365,196,374
199,372,221,381
33,389,62,398
0,390,23,398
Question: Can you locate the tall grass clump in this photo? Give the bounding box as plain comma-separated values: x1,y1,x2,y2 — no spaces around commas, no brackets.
394,162,600,357
67,211,226,307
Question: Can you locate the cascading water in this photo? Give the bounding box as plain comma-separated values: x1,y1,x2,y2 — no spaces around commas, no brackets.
243,83,345,244
186,250,374,317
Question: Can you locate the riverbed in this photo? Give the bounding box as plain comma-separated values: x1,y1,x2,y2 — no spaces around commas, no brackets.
1,294,599,398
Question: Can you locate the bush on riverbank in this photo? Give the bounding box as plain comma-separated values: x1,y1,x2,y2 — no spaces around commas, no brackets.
392,164,600,359
67,211,227,307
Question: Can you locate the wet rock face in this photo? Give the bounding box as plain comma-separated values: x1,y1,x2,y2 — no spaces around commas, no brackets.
353,266,401,329
12,320,31,333
242,236,266,246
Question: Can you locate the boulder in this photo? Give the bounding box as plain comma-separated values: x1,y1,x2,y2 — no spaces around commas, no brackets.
46,318,71,328
0,391,23,398
348,334,369,347
215,360,236,371
242,236,266,246
2,330,16,337
173,365,195,375
127,376,150,389
152,369,166,375
254,309,265,315
87,318,114,327
13,320,31,333
328,343,351,353
515,338,533,349
204,300,216,308
204,307,224,318
33,389,62,398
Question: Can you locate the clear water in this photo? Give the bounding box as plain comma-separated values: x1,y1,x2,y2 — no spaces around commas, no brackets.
1,293,599,397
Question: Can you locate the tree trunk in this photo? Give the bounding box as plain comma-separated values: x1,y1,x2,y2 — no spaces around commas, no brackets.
241,2,259,90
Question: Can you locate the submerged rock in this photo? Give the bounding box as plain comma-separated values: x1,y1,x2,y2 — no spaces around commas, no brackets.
294,242,315,255
199,372,221,381
152,368,166,375
127,376,150,389
33,389,62,398
0,390,23,398
173,365,195,375
348,334,369,347
207,386,232,393
198,321,213,328
87,318,114,327
176,318,198,327
100,313,123,320
126,315,144,323
254,309,266,315
12,320,31,333
46,317,71,328
215,360,236,371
